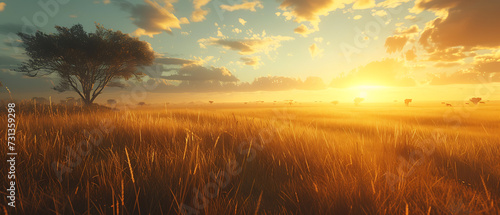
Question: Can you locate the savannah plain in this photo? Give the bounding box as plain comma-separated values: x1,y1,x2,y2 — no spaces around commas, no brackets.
1,101,499,215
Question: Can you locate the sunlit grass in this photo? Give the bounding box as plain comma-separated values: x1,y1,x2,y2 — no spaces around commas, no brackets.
1,102,499,214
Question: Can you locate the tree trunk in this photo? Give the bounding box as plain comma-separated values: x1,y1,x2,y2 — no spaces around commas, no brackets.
82,87,93,107
83,98,93,106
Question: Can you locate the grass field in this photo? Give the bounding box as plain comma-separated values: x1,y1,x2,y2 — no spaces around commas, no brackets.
1,102,499,214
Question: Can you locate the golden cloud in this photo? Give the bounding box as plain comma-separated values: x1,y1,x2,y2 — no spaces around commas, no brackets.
416,0,500,50
118,0,182,37
429,71,500,85
294,24,316,36
279,0,345,27
372,10,387,17
198,35,294,55
309,43,323,59
394,25,420,35
220,0,263,12
240,56,262,68
155,57,198,65
276,0,381,37
425,47,475,62
376,0,411,8
405,49,417,61
429,51,500,85
384,35,408,54
163,64,239,82
352,0,375,9
473,51,500,74
433,62,463,68
191,0,211,22
239,18,247,26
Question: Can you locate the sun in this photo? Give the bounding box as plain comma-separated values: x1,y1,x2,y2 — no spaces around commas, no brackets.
353,85,387,89
351,85,389,100
359,91,368,99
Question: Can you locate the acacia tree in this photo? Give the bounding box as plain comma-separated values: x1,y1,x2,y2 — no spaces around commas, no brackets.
404,99,412,106
354,97,364,106
16,24,155,106
469,97,482,105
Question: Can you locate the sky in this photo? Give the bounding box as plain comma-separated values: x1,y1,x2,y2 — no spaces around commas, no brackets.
0,0,499,104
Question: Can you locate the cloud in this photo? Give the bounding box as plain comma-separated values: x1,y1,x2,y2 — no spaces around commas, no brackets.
94,0,111,4
69,14,77,18
232,28,242,34
309,43,323,59
3,38,22,47
0,70,56,93
353,15,362,20
117,0,182,37
240,56,261,67
162,64,239,82
376,0,411,8
278,0,379,34
278,0,346,27
220,0,263,12
239,18,247,26
384,35,408,53
155,57,198,65
433,62,463,68
281,11,293,20
107,80,130,88
372,10,387,17
429,71,499,85
0,23,24,35
429,51,500,85
352,0,375,9
0,55,20,70
425,47,475,62
472,51,500,74
383,0,500,65
405,49,417,61
179,17,190,24
416,0,500,50
330,58,416,87
0,2,6,11
301,76,327,90
394,25,419,35
198,35,294,55
293,24,316,37
216,28,224,37
404,15,416,20
191,0,211,22
154,75,329,93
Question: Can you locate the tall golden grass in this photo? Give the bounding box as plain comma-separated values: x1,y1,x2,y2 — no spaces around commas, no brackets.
1,102,499,214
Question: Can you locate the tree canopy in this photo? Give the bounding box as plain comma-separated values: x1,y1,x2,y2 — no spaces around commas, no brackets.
16,24,155,105
354,97,364,106
470,97,482,105
404,99,412,106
